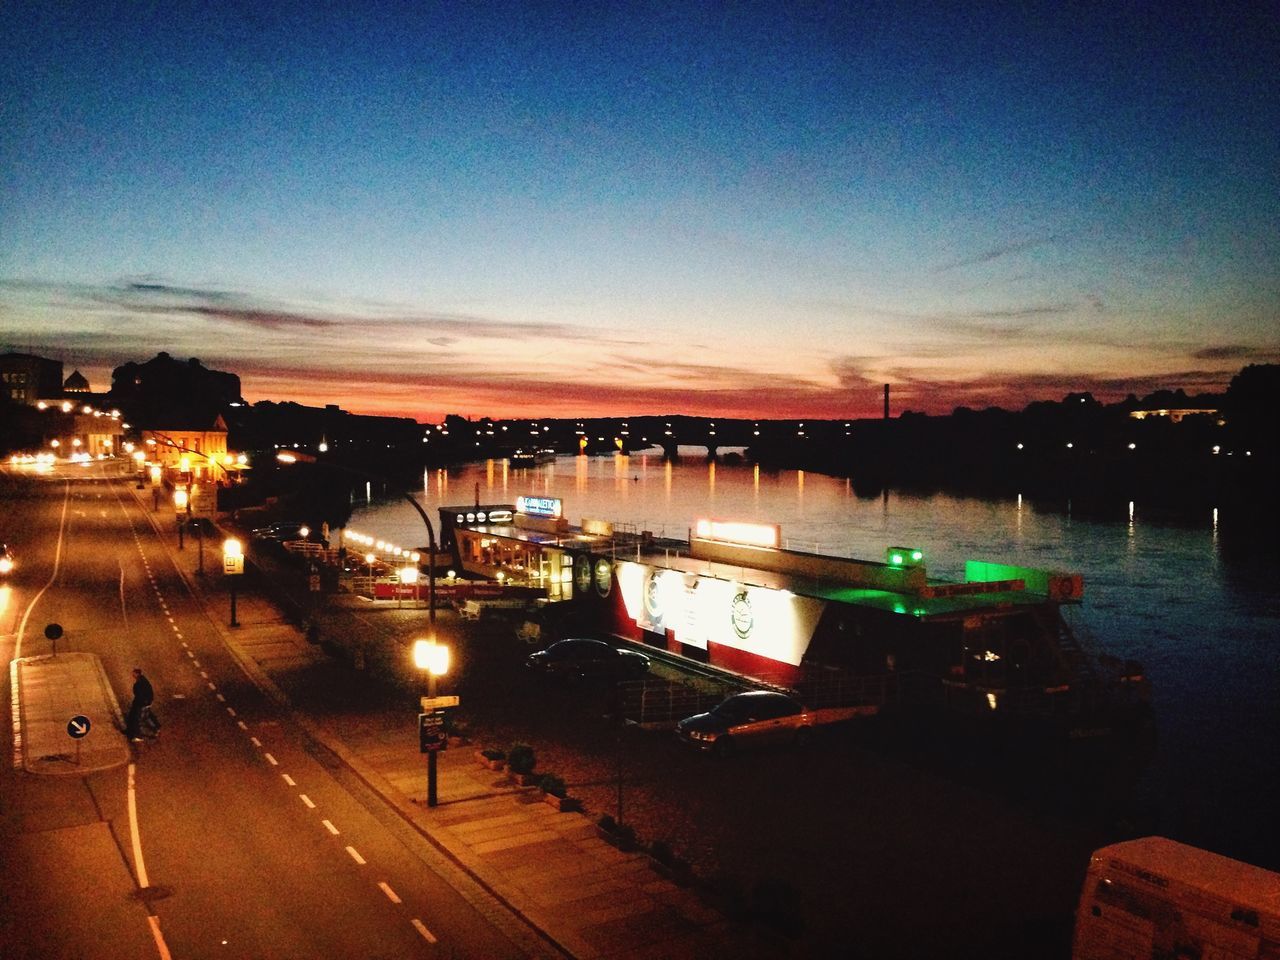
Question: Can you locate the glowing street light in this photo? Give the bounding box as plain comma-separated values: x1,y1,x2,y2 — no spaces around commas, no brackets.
223,538,244,627
413,637,451,807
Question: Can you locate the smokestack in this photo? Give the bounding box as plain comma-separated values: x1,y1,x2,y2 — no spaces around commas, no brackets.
883,383,890,420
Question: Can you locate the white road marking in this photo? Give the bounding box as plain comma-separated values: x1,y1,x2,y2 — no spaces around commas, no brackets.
264,753,278,766
282,774,296,787
322,819,339,835
411,919,437,943
346,846,365,865
186,650,195,659
226,707,236,717
200,670,208,678
300,794,315,808
378,882,402,904
206,682,216,691
127,763,149,888
250,736,261,747
216,693,226,702
147,915,173,960
237,721,248,731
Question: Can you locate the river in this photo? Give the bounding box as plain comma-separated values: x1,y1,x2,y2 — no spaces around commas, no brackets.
348,450,1280,871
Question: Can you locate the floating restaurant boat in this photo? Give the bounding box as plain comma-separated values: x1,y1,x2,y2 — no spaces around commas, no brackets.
440,498,1151,736
508,448,558,467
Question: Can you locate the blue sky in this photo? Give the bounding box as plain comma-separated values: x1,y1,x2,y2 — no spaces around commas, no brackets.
2,1,1277,419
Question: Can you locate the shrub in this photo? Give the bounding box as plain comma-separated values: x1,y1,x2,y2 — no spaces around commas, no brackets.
507,742,536,775
538,773,566,798
481,748,506,761
597,814,635,844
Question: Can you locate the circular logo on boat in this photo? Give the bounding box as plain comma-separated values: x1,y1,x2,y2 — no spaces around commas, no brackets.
643,573,662,618
730,590,753,640
594,558,613,597
574,555,592,593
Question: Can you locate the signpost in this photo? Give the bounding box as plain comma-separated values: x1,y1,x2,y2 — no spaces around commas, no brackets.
68,713,90,765
223,539,244,627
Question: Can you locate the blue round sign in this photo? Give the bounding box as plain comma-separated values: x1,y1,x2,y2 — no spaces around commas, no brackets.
67,715,91,739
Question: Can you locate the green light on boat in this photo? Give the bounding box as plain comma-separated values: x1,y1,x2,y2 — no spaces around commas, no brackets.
886,546,925,567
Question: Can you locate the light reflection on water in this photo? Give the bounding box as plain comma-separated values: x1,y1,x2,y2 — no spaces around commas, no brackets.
354,453,1280,867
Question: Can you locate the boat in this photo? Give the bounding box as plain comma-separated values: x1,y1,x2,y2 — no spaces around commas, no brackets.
509,448,558,467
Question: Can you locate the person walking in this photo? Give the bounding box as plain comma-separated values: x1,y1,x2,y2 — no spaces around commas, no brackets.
126,668,159,741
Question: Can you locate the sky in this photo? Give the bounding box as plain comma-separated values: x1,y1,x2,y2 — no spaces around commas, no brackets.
2,1,1277,421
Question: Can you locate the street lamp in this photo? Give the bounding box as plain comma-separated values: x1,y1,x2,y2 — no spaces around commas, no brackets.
413,638,450,807
400,565,419,609
174,488,189,550
223,538,243,627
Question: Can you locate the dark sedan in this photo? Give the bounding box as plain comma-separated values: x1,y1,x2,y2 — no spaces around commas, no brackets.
525,638,650,682
676,691,810,756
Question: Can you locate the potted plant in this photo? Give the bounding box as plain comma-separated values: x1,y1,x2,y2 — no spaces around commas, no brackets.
476,747,506,771
538,773,579,812
506,742,539,786
648,839,695,885
596,814,637,851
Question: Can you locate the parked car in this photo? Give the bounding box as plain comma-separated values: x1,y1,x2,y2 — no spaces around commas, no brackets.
525,638,650,682
186,517,218,537
0,543,14,576
251,521,309,542
675,690,869,756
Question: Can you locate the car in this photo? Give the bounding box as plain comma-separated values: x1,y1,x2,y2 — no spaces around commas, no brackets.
250,521,309,542
676,691,812,756
0,543,14,576
185,517,218,537
525,638,650,682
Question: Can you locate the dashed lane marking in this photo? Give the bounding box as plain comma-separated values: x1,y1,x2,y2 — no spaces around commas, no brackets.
300,794,315,809
250,737,261,747
346,846,365,865
411,919,437,944
264,753,278,766
378,882,402,904
282,774,296,787
322,820,339,835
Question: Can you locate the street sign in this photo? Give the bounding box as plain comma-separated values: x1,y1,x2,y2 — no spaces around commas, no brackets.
224,554,244,575
420,695,460,711
67,715,91,739
418,711,446,753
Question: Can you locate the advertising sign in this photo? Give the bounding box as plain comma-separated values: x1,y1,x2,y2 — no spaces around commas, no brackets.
515,495,562,519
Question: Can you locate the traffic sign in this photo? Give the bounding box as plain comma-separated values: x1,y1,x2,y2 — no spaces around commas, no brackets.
420,695,460,711
418,711,446,753
67,715,91,739
224,554,244,575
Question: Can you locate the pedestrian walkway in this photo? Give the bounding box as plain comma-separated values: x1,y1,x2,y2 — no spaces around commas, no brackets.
143,503,764,959
10,652,128,775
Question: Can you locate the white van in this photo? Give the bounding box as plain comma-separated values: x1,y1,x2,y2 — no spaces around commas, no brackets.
1073,836,1280,959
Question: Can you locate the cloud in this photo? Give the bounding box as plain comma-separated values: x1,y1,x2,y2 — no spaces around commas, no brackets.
1191,344,1266,361
934,232,1072,273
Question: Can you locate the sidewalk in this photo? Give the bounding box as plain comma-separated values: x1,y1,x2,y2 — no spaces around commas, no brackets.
10,651,129,776
154,512,765,959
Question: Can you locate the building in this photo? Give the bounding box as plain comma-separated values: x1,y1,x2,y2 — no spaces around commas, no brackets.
0,352,64,405
141,414,232,481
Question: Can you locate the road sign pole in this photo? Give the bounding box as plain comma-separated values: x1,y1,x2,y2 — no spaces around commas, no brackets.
230,579,239,627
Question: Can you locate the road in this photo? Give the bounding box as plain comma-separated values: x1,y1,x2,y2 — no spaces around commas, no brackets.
0,467,536,959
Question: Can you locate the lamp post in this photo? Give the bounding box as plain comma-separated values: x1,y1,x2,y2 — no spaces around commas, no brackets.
365,552,376,596
413,638,450,807
174,488,188,550
223,538,243,627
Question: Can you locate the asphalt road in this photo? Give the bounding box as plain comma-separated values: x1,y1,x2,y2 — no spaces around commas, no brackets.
1,468,537,960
